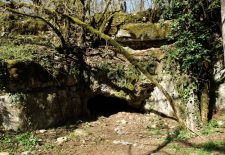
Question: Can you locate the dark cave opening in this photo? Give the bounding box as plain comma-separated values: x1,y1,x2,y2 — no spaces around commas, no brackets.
87,95,139,117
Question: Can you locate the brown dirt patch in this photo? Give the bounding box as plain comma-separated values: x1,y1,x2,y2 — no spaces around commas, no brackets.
1,111,225,155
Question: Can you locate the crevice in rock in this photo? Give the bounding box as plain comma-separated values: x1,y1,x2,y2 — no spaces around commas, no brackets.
117,40,167,50
87,95,139,117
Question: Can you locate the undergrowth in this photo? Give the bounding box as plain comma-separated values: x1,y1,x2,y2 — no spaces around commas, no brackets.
0,44,35,61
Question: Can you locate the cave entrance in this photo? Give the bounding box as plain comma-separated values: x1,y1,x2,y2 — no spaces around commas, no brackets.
87,95,139,117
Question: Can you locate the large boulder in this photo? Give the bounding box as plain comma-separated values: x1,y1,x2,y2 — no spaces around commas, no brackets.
115,21,170,49
0,59,83,131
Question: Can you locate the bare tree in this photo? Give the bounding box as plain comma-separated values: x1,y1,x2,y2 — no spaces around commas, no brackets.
140,0,145,11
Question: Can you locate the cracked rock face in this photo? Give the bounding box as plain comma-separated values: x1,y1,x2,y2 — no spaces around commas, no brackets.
213,58,225,111
0,60,83,131
1,46,225,131
217,83,225,110
0,47,161,130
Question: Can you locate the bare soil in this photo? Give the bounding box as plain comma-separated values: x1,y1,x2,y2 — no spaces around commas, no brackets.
1,111,225,155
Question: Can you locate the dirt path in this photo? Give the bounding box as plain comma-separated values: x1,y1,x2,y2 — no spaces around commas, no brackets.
1,111,225,155
35,111,225,155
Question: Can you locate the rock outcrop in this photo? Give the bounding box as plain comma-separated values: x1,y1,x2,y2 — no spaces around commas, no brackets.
0,18,224,131
115,22,170,49
0,59,83,130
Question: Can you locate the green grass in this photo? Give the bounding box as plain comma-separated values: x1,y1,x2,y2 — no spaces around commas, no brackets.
0,44,35,61
0,132,39,153
0,133,18,152
16,132,39,151
167,129,194,141
170,143,180,152
196,141,225,152
170,141,225,155
44,143,54,149
201,119,222,135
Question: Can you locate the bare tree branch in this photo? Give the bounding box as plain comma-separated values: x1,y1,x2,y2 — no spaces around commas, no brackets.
3,6,67,50
98,0,112,26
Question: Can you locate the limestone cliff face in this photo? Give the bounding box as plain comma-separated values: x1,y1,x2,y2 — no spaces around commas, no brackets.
115,21,170,49
213,57,225,111
0,59,83,130
0,19,225,131
0,47,170,130
86,47,159,108
1,47,225,131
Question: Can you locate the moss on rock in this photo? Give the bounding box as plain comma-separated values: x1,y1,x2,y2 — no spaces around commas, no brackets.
121,21,170,40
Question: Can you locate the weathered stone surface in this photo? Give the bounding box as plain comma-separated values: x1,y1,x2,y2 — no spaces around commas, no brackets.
116,29,132,38
0,47,183,130
116,22,170,49
0,93,25,130
0,60,77,91
0,88,83,130
0,60,83,131
186,91,202,130
1,44,225,131
143,75,178,117
86,48,157,108
56,136,68,145
213,57,225,111
216,83,225,110
0,152,9,155
21,151,32,155
120,22,170,41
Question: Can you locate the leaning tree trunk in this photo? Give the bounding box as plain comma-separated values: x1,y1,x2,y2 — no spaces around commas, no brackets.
221,0,225,67
3,2,192,130
65,14,188,129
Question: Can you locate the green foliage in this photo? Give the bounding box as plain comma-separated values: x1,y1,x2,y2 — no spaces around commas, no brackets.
107,63,125,81
170,141,225,155
168,129,194,141
44,143,54,149
170,143,180,152
198,141,225,151
16,132,39,150
0,132,38,152
208,119,219,128
201,119,222,135
99,62,139,91
177,80,198,104
9,93,28,106
184,148,211,155
156,0,220,20
160,0,219,109
0,133,18,152
156,0,189,20
0,43,35,61
165,13,211,73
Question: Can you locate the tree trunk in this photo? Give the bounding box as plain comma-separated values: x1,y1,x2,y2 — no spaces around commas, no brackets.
79,0,86,47
140,0,145,11
221,0,225,67
65,14,188,128
200,83,209,125
3,2,190,130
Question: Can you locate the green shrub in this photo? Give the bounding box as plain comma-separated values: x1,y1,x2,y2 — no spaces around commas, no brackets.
0,44,35,61
16,132,38,150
